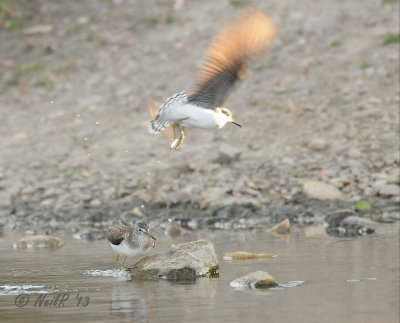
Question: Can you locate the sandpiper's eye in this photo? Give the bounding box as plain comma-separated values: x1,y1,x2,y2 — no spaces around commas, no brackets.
138,228,142,232
220,108,231,118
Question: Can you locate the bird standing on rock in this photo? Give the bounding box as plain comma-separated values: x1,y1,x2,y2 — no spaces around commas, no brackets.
148,9,277,150
106,219,156,270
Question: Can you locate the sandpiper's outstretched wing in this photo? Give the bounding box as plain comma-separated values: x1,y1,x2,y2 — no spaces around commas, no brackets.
188,9,276,109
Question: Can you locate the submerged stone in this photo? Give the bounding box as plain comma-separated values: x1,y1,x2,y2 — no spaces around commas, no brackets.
13,234,64,249
128,240,219,280
230,271,278,289
223,251,277,260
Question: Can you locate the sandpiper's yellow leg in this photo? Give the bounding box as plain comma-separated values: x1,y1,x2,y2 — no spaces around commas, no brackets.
122,256,127,266
170,124,179,149
115,254,128,270
175,125,185,150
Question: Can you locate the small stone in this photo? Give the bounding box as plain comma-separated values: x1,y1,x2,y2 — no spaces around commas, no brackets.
128,240,219,280
40,198,54,207
72,229,105,242
90,199,101,207
387,168,400,184
165,225,185,237
268,218,290,234
329,176,352,189
302,180,343,200
22,24,53,35
229,271,278,289
131,206,144,218
307,138,328,151
13,235,64,249
213,144,241,164
378,184,400,197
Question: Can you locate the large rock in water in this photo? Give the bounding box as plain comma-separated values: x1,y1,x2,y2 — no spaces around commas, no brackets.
128,240,219,280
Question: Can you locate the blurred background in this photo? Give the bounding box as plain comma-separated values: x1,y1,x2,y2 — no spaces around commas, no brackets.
0,0,399,231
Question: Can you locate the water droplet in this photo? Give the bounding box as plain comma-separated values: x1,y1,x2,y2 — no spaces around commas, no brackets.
50,101,54,104
141,204,144,208
76,114,81,118
365,277,377,281
88,153,91,157
157,160,160,163
125,149,128,153
84,138,88,141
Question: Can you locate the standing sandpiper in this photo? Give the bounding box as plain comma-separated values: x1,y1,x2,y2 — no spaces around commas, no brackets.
148,9,277,150
106,219,156,270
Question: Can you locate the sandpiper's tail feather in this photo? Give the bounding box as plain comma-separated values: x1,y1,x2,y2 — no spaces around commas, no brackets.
148,116,172,134
188,9,277,109
146,96,172,134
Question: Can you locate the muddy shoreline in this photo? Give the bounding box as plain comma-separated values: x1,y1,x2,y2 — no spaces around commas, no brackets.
1,192,398,238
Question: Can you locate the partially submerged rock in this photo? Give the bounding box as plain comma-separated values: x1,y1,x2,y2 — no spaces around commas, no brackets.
325,209,375,237
223,251,277,261
128,240,219,280
268,218,290,234
230,271,278,289
13,234,64,249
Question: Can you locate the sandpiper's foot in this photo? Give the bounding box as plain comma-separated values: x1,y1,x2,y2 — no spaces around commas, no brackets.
170,125,179,149
119,264,128,271
170,138,179,149
174,128,185,150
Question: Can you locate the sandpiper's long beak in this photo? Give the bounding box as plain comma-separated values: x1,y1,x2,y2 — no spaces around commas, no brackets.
230,120,242,128
144,231,157,241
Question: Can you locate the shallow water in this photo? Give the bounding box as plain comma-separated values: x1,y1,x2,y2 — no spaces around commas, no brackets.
0,226,399,323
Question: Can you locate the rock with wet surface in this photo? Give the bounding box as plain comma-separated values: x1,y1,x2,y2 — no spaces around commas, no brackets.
230,271,278,289
325,210,375,237
13,234,64,249
128,240,219,280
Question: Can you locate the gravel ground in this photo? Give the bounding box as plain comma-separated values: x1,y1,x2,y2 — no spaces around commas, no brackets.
0,0,399,234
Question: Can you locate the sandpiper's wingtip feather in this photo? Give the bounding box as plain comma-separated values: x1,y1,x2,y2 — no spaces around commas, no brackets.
188,9,277,109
